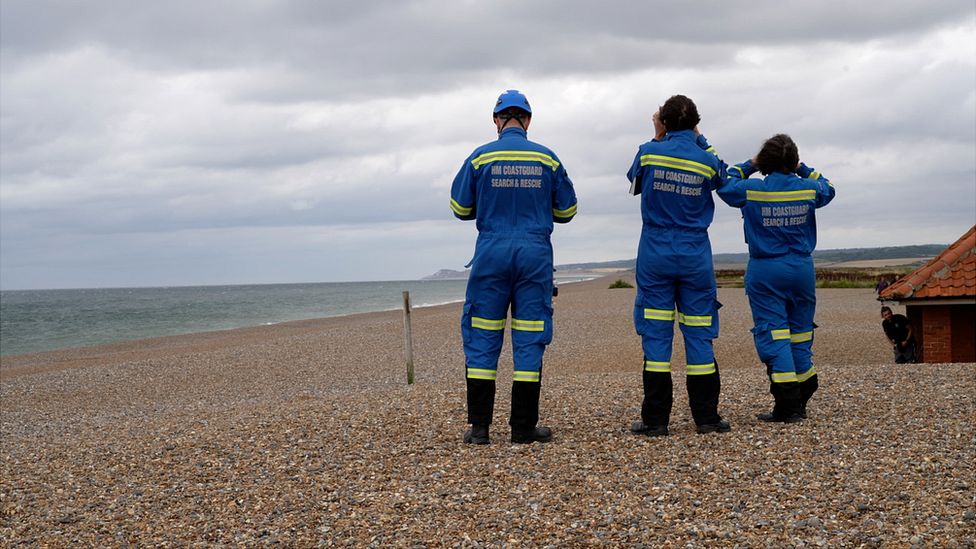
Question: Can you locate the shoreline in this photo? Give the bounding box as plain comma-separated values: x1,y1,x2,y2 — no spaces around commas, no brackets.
0,275,606,373
2,277,972,546
0,276,603,364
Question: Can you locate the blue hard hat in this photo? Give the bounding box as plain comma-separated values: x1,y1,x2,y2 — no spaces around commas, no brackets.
493,89,531,114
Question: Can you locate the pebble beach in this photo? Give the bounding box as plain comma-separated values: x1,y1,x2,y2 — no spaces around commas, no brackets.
1,275,974,547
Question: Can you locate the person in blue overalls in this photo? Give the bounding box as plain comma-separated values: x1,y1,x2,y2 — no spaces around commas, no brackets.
717,134,835,423
626,95,730,437
450,90,578,444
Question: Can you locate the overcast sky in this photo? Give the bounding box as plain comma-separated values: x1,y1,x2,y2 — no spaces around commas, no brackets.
2,1,974,290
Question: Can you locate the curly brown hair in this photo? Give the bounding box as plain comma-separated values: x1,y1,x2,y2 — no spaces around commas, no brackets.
754,134,799,175
658,95,700,132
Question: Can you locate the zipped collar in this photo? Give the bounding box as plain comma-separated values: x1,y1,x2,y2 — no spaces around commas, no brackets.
664,129,696,141
498,127,527,139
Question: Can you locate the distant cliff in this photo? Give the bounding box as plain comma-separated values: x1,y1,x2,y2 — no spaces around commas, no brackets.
422,269,469,280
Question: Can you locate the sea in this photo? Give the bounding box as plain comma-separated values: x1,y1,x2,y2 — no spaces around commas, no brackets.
0,277,592,357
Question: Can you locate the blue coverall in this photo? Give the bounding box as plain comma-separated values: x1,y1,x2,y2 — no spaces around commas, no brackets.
626,129,726,427
717,160,835,415
451,126,577,426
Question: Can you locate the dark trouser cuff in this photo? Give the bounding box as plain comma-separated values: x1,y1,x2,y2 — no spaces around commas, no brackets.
687,368,721,425
641,369,673,426
510,380,541,430
466,377,496,425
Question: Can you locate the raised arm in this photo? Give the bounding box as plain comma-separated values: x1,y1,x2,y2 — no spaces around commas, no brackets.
796,162,835,208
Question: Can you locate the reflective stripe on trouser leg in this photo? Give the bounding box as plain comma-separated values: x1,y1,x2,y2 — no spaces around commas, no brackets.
790,327,815,380
463,314,505,380
512,318,548,383
794,327,818,411
636,307,675,374
753,326,796,382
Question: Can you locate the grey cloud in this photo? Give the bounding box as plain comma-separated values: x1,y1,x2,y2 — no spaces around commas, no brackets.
1,1,974,289
4,1,973,99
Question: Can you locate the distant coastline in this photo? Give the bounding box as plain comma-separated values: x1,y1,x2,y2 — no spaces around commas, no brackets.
424,244,945,280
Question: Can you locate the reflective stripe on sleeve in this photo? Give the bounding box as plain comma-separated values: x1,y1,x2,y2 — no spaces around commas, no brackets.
471,316,506,331
450,198,473,216
687,362,716,376
644,308,676,322
639,154,716,178
512,318,545,332
796,366,817,383
677,312,713,327
552,203,577,218
746,189,817,202
771,329,791,340
771,372,799,383
513,370,541,382
466,368,498,381
470,150,560,170
644,360,671,373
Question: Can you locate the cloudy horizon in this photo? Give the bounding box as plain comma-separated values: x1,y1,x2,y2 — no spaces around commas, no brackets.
2,1,974,290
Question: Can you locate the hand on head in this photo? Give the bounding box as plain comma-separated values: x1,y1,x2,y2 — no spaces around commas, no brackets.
652,111,666,140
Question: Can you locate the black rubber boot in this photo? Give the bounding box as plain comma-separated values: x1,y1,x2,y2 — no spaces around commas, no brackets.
639,368,672,431
510,380,552,444
688,362,725,431
463,424,490,445
758,381,804,423
696,419,731,434
511,426,553,444
466,377,496,425
631,421,669,437
798,374,819,419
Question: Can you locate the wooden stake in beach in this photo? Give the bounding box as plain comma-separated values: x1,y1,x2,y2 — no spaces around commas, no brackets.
402,291,415,385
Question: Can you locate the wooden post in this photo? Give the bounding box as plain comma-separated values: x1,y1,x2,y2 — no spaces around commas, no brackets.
402,291,414,385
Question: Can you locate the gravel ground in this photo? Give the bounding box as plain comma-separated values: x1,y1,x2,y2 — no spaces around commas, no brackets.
2,277,974,547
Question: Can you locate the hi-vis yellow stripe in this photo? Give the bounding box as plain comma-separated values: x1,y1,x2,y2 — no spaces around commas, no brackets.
553,203,577,218
513,370,541,382
678,312,712,327
512,318,544,332
796,366,817,383
471,150,560,170
746,189,816,202
687,362,716,376
807,171,821,180
639,154,716,178
471,317,505,331
467,368,497,381
791,330,813,343
771,372,799,383
771,329,791,340
644,360,671,373
644,308,676,321
450,198,472,216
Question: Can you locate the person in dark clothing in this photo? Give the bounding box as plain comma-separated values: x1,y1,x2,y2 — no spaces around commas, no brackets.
881,306,917,363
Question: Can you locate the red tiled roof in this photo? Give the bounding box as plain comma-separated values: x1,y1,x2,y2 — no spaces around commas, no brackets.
880,225,976,300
